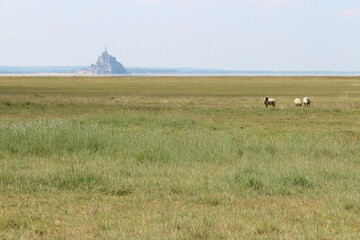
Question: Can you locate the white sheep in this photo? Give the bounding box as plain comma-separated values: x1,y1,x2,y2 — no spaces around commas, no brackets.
294,98,302,107
303,97,311,107
263,97,276,108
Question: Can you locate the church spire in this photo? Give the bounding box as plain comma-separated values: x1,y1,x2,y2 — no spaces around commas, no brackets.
105,45,108,53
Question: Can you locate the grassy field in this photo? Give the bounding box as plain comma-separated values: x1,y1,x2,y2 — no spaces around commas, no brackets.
0,76,360,239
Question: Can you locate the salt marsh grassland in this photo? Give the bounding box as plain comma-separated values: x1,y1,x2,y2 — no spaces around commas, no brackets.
0,76,359,239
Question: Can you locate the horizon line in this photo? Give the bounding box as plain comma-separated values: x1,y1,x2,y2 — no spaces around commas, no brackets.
0,66,360,73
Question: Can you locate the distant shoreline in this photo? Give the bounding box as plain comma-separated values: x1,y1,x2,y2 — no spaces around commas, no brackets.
1,66,360,76
1,73,360,77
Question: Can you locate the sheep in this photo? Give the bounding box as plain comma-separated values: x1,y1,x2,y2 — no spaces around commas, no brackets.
303,97,311,107
263,97,276,108
294,98,302,107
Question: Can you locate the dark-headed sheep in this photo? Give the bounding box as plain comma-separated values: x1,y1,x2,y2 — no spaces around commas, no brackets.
294,98,302,107
263,97,276,108
303,97,311,107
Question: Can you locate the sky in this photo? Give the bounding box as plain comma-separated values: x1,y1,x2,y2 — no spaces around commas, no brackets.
0,0,360,71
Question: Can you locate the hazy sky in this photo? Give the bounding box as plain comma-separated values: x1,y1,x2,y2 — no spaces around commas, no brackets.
1,0,360,70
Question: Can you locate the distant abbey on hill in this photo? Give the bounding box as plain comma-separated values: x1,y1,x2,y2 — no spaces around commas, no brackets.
77,47,128,74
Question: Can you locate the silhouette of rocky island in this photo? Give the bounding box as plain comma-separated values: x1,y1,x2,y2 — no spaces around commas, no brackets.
77,47,128,74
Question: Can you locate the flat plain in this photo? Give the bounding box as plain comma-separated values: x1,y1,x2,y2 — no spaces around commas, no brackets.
0,76,360,239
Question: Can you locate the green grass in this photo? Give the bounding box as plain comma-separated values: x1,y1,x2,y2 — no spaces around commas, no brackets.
0,76,360,239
